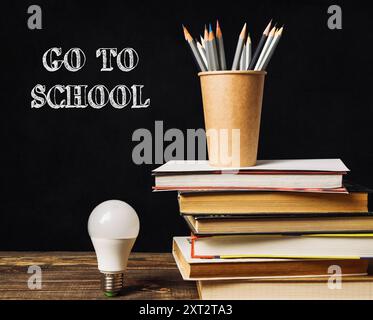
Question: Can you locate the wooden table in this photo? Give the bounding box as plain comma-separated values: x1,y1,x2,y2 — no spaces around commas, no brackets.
0,252,198,300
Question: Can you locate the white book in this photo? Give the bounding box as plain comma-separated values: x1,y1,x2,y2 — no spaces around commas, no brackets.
153,159,348,190
192,234,373,259
153,159,349,173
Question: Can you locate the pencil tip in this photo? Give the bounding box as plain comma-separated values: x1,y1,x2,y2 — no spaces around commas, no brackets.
239,23,247,38
183,25,192,41
209,23,213,32
216,20,222,37
204,24,209,40
264,20,272,35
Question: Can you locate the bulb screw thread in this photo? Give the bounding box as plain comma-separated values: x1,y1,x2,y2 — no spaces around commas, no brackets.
101,273,124,297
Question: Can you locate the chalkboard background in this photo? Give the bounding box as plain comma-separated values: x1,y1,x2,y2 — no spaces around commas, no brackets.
2,0,372,251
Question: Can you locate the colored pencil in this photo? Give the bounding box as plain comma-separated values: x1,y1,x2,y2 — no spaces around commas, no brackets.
183,25,207,72
200,35,205,49
216,20,227,70
209,23,220,70
232,23,247,70
245,33,252,69
254,26,276,70
182,19,283,73
258,26,284,70
197,40,208,69
240,44,246,70
248,20,271,70
203,25,211,70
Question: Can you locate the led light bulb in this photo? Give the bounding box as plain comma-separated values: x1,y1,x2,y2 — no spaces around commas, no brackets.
88,200,140,297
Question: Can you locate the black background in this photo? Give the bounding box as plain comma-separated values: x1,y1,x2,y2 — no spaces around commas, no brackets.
1,0,372,251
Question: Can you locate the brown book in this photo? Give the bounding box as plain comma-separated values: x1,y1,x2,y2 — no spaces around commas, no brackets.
179,191,368,215
185,214,373,235
172,237,368,280
197,276,373,300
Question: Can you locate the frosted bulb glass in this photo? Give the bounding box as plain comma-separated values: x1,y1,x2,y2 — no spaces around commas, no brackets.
88,200,140,239
88,200,140,296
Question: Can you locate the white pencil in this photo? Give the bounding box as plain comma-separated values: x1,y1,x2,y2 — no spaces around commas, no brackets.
200,35,205,49
245,33,251,70
203,25,211,70
240,44,246,70
254,26,276,70
258,27,283,70
197,41,208,69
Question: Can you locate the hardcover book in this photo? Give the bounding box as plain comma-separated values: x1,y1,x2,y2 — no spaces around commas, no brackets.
153,159,349,192
172,237,368,280
189,234,373,259
184,214,373,235
197,276,373,300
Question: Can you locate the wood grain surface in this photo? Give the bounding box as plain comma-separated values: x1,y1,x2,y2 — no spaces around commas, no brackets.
0,252,198,300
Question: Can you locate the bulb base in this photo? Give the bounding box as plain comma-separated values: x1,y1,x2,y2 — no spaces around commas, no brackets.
101,272,124,297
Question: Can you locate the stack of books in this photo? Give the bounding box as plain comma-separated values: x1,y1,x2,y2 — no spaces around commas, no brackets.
153,159,373,300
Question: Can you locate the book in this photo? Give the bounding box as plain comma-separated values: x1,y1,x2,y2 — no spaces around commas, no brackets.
184,214,373,235
172,237,368,280
153,159,348,191
190,234,373,259
178,191,368,215
197,276,373,300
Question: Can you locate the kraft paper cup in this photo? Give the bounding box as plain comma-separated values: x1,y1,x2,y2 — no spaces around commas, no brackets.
198,70,266,167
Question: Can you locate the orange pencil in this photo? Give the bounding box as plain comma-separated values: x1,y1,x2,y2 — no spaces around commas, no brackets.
216,20,227,70
182,25,207,72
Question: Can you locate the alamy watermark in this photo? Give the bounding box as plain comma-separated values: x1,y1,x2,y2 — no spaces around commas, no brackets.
327,5,342,30
27,265,42,290
327,265,343,290
132,121,241,167
27,5,42,30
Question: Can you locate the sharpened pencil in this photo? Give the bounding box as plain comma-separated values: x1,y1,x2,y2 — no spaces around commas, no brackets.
183,25,207,72
209,23,220,70
232,23,247,70
200,35,205,49
259,26,284,70
216,20,227,70
203,25,211,70
245,33,251,70
254,26,276,70
205,40,215,71
182,19,283,73
240,44,246,70
248,20,271,70
204,25,209,43
197,40,208,69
